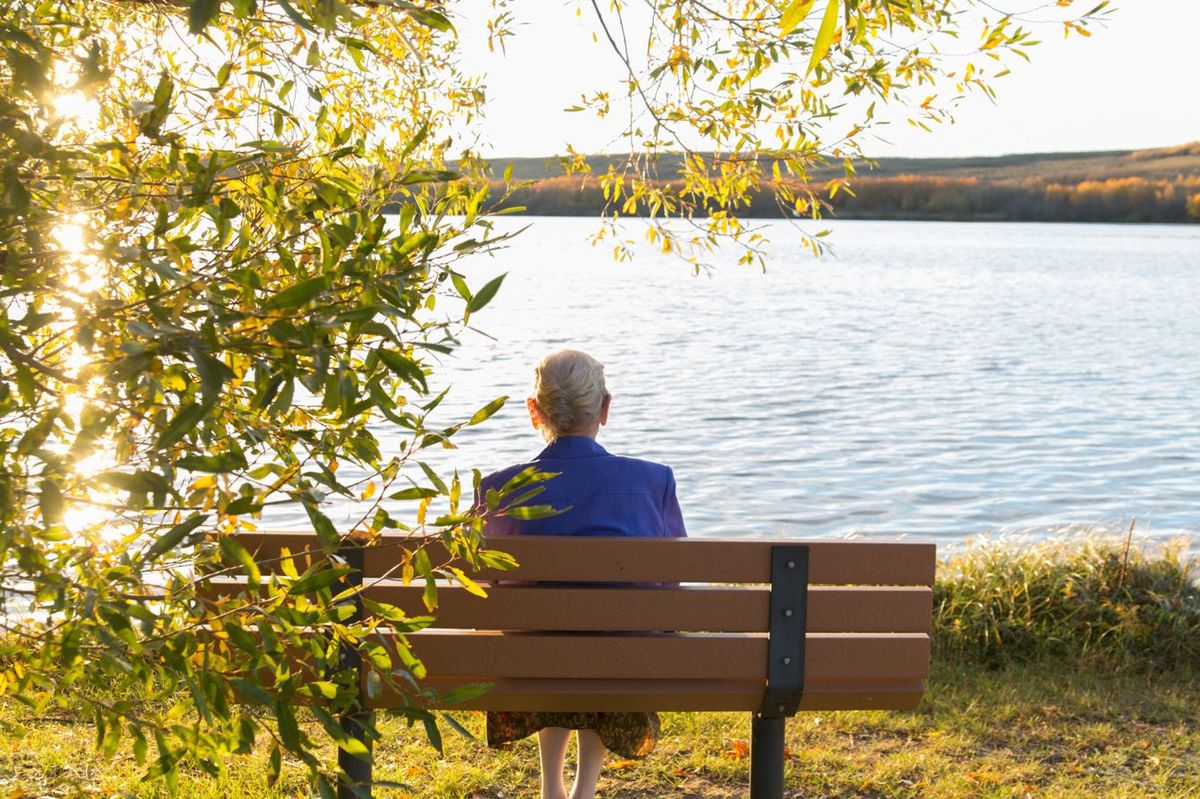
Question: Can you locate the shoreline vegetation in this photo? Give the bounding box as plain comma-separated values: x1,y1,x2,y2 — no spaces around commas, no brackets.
2,534,1197,797
477,143,1200,225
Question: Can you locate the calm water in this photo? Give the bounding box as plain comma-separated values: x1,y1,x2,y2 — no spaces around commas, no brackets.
290,219,1200,549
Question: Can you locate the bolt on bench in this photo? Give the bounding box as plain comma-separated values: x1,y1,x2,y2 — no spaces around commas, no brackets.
213,534,935,799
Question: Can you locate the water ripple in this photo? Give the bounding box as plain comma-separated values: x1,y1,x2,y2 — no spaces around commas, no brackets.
266,219,1200,550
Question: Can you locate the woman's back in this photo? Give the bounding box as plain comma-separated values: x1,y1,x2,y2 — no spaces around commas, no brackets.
480,435,686,538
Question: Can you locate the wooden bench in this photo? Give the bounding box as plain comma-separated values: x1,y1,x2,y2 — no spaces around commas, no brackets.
211,534,935,799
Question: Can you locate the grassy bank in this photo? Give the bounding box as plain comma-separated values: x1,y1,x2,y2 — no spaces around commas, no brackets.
2,537,1197,798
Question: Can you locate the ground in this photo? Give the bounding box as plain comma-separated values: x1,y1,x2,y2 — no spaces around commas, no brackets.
2,660,1197,798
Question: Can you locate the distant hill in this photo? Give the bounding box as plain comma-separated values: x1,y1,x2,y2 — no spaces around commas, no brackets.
490,142,1200,184
485,143,1200,224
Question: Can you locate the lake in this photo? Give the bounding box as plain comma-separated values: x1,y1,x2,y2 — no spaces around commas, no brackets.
296,218,1200,550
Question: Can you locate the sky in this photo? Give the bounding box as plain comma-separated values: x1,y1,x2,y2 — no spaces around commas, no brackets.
455,1,1200,160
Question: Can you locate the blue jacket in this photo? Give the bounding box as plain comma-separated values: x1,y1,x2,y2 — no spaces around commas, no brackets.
478,435,687,538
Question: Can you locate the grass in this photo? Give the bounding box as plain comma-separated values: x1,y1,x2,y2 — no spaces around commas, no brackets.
2,535,1197,798
3,661,1197,798
935,534,1200,668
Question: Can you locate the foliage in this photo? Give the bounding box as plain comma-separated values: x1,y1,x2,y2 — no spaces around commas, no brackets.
0,0,523,793
934,533,1200,668
1187,192,1200,222
536,0,1112,265
0,0,1115,794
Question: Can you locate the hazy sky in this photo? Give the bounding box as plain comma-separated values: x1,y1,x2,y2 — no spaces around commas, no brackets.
455,1,1199,159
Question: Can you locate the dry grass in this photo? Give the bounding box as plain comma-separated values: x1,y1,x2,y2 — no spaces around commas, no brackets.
935,534,1199,668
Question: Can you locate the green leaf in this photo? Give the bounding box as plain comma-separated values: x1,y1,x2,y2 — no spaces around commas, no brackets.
399,169,459,185
38,478,63,524
807,0,841,76
218,536,261,589
316,774,338,799
422,714,443,755
264,276,328,309
189,0,222,35
304,504,341,549
156,402,208,449
404,6,454,32
276,701,300,751
437,682,493,706
504,504,568,521
266,743,281,788
14,363,36,404
148,259,186,284
466,274,505,314
468,395,507,426
780,0,817,36
376,348,427,391
450,272,471,302
418,461,447,494
309,707,372,757
287,566,349,596
225,624,260,654
388,486,439,501
223,494,261,515
140,72,174,138
272,0,317,32
304,681,339,700
174,452,247,473
190,348,232,408
440,711,477,741
231,0,256,19
500,467,559,495
145,514,208,560
399,120,429,160
98,470,172,495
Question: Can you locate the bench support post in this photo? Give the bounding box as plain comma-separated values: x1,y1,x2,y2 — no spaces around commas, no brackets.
751,544,809,797
750,715,786,799
336,543,373,799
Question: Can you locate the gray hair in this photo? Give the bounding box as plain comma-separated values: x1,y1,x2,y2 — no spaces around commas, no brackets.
532,349,608,441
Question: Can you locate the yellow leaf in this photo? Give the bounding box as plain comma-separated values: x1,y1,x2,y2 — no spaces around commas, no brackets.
780,0,817,36
806,0,840,76
191,475,216,490
449,567,488,598
608,759,638,770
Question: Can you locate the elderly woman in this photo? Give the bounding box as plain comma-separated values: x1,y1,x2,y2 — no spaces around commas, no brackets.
478,349,686,799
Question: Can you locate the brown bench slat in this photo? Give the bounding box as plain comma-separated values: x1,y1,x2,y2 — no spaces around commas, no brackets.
397,631,929,682
358,584,933,633
222,533,936,585
373,677,926,712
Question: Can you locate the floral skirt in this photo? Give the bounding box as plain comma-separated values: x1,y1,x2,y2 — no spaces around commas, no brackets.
485,711,660,759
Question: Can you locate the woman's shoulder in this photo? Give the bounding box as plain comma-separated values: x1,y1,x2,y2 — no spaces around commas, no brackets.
601,453,676,486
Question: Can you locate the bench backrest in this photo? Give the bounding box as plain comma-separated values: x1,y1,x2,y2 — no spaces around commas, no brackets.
210,534,935,714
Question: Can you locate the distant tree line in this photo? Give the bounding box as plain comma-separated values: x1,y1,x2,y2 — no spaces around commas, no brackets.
494,174,1200,224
